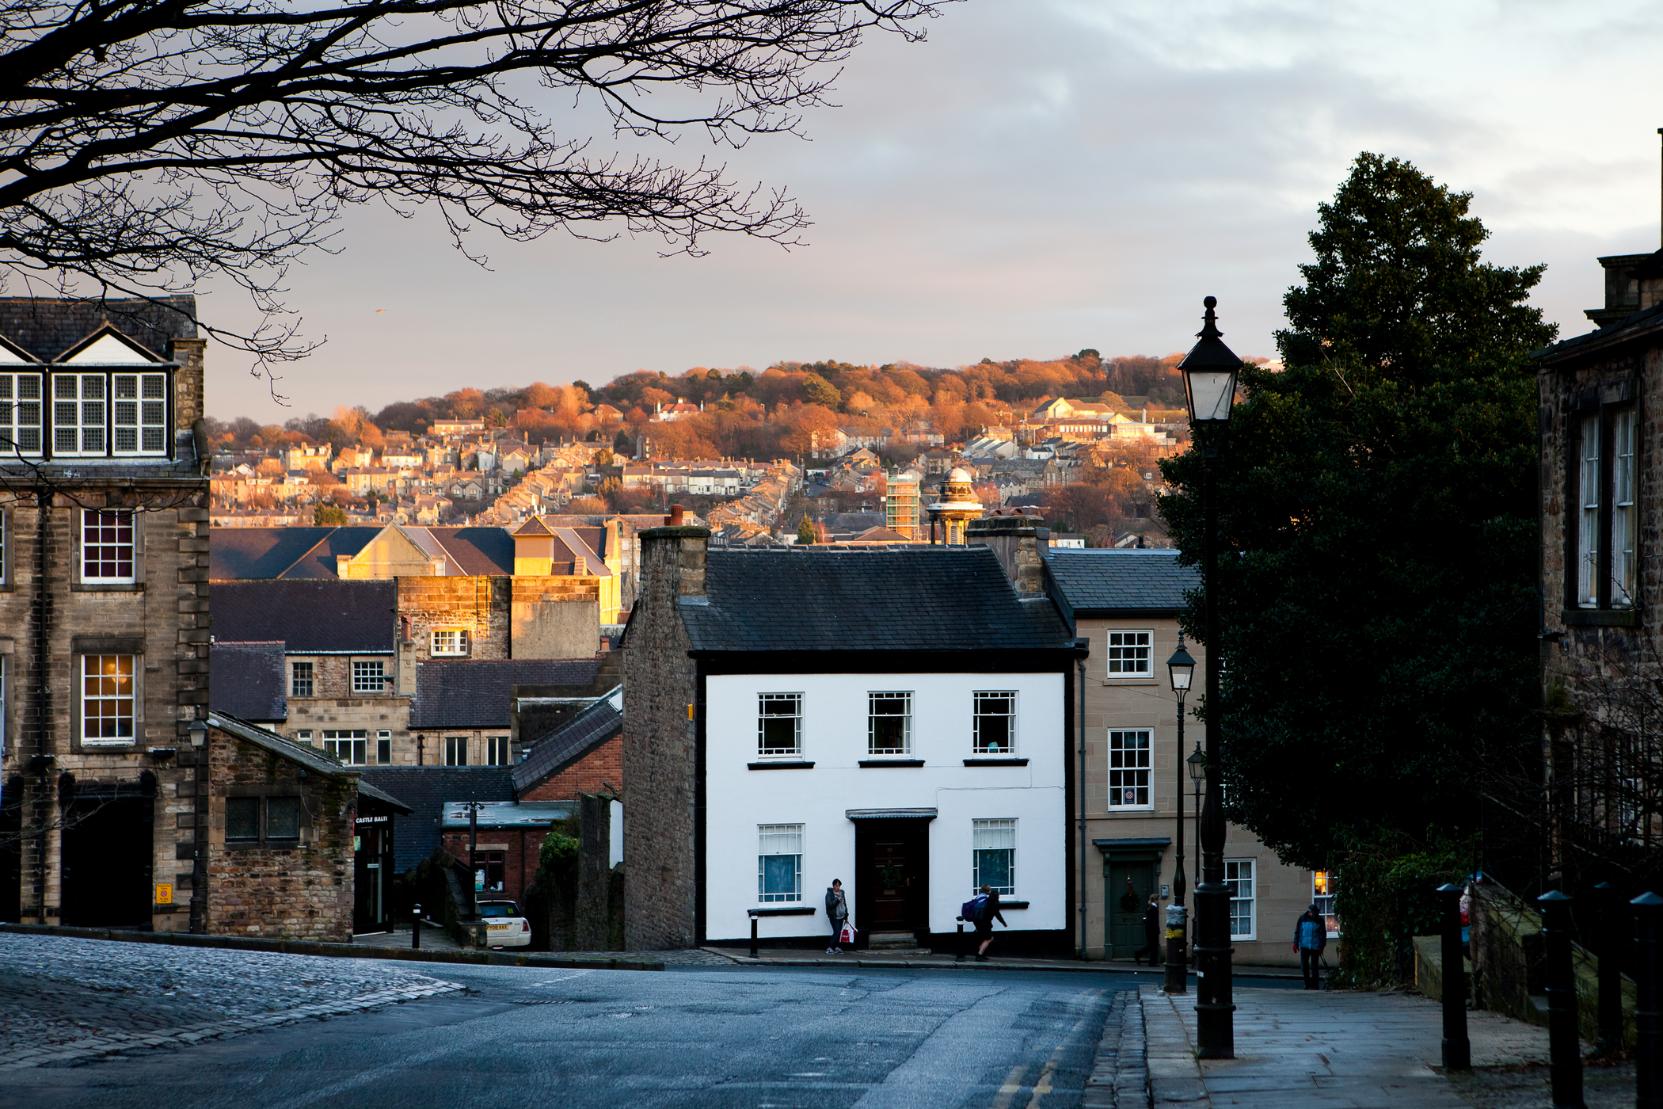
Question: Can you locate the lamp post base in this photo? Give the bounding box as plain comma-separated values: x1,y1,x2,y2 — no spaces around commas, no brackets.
1193,878,1236,1059
1163,902,1188,994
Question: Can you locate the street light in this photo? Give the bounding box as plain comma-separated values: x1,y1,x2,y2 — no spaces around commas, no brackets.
1179,294,1242,1059
1188,742,1206,953
1164,637,1196,994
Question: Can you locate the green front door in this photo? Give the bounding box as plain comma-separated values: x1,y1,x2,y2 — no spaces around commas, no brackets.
1104,858,1156,958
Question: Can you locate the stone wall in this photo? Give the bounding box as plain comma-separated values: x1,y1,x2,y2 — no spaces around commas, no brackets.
575,793,622,950
620,527,703,949
410,727,515,769
395,576,511,691
510,576,601,659
518,733,623,802
203,730,355,942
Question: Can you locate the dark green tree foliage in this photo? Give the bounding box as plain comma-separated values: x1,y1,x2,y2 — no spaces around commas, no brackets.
1160,153,1556,875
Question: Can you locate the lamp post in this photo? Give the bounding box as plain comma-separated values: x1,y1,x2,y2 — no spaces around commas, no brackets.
1164,638,1196,994
1179,294,1242,1059
1187,743,1206,959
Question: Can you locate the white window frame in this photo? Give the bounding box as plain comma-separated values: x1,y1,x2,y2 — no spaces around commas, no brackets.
1225,858,1257,940
972,690,1017,755
0,372,44,456
294,730,313,744
290,660,314,698
486,734,511,766
322,729,368,765
111,372,168,456
53,372,107,456
1108,728,1153,811
972,817,1016,896
376,730,392,765
1312,870,1340,939
351,660,386,694
80,654,137,746
757,692,803,758
757,823,803,903
0,509,8,586
1613,408,1636,606
868,691,913,756
445,735,469,766
81,508,136,584
430,628,470,657
1578,413,1602,607
1106,630,1154,678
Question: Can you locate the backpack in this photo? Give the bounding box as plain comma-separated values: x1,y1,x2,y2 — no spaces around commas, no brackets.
961,894,989,922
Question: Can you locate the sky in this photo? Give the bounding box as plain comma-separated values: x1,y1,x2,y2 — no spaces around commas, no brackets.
207,0,1663,422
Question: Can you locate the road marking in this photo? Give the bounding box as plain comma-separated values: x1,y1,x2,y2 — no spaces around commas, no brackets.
992,1063,1028,1109
1026,988,1106,1108
529,970,594,986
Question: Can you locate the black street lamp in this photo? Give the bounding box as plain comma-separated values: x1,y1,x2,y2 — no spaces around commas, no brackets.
1178,294,1242,1059
1188,744,1205,954
1164,637,1196,994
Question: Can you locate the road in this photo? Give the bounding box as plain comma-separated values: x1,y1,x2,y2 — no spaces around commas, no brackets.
5,951,1129,1108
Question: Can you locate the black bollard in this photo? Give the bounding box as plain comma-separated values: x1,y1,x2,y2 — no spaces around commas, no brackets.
1538,891,1585,1109
1592,882,1625,1055
1635,891,1662,1109
1436,883,1471,1070
749,911,758,958
956,917,965,962
412,902,422,950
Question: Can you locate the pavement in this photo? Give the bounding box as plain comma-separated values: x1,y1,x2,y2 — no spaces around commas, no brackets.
704,944,1304,982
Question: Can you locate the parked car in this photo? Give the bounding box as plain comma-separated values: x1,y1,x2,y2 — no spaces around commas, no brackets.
477,899,532,949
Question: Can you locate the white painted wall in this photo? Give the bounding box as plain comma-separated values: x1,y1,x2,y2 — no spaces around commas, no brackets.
703,670,1068,942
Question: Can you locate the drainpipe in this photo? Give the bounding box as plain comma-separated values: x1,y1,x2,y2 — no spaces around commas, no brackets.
30,488,51,922
1076,645,1088,960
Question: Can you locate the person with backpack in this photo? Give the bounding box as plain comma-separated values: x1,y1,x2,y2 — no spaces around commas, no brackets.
1293,902,1327,989
825,879,849,954
973,884,1006,961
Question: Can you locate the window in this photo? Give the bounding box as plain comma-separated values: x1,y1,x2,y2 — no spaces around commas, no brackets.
973,691,1016,754
290,661,314,698
351,660,386,694
430,629,470,657
476,850,506,894
226,797,260,843
266,797,301,842
294,730,313,744
445,735,469,766
1572,403,1639,610
1106,630,1154,678
111,373,168,455
0,509,8,585
1225,859,1256,939
322,729,367,765
81,508,135,584
53,373,106,455
973,818,1016,895
1108,728,1153,810
757,693,802,757
81,654,136,745
486,735,510,766
868,691,912,755
0,373,43,455
377,731,392,765
227,796,303,845
757,823,803,903
1312,870,1340,938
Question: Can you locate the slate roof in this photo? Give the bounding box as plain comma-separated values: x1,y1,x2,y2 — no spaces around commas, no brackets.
209,641,287,722
512,687,623,796
211,580,396,653
1043,548,1198,618
676,547,1073,653
1534,300,1663,366
357,767,516,873
441,801,574,830
0,295,196,362
209,525,516,580
409,657,605,729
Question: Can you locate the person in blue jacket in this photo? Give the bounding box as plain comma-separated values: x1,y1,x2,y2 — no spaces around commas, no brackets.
1293,903,1327,989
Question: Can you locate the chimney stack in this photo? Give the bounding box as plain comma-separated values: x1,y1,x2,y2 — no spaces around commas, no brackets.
966,514,1049,595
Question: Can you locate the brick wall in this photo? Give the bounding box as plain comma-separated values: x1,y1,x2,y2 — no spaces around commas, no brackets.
203,730,355,941
439,825,541,905
518,733,623,802
621,526,703,949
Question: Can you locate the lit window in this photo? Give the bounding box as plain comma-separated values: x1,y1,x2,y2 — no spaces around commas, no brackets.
53,373,106,455
1312,870,1340,938
81,508,135,584
1225,859,1256,939
290,661,314,698
322,729,367,765
757,693,803,757
486,735,510,766
351,660,385,694
972,818,1016,895
868,691,912,755
430,629,470,657
973,691,1016,754
111,373,168,455
1106,631,1154,678
81,654,136,745
1108,728,1152,810
0,373,44,455
445,736,468,766
757,823,803,903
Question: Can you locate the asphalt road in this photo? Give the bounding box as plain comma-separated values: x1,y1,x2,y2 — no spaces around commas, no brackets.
6,962,1132,1109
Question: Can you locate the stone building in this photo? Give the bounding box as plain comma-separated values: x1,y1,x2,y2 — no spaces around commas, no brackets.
1535,168,1663,891
925,467,983,545
407,656,605,767
0,296,210,931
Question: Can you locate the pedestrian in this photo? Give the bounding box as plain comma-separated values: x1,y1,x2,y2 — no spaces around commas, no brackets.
1294,902,1327,989
1135,893,1161,966
974,884,1006,961
824,878,848,954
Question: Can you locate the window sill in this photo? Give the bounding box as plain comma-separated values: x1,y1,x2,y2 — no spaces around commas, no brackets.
964,757,1028,767
858,759,925,768
1560,607,1640,628
1001,900,1030,910
748,905,815,917
72,581,143,593
747,759,815,771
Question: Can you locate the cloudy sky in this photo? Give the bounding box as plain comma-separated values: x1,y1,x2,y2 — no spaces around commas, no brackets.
210,0,1663,421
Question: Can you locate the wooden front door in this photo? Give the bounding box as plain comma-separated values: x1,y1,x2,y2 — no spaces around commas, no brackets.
1104,858,1156,958
854,820,929,939
61,796,152,929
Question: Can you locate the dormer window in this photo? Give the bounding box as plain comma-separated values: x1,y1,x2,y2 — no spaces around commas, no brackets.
53,373,106,455
0,373,43,455
113,373,168,455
